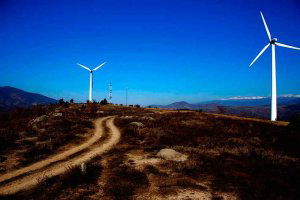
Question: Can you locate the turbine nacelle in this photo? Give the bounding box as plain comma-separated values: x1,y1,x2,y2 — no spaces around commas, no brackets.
270,38,278,44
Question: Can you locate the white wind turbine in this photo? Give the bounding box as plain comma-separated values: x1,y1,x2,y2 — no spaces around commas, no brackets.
249,11,300,121
77,62,106,102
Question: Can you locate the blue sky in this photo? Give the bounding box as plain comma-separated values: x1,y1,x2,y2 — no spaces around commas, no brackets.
0,0,300,105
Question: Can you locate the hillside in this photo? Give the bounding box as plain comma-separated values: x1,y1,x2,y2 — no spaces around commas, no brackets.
0,105,299,199
0,86,57,112
151,101,199,110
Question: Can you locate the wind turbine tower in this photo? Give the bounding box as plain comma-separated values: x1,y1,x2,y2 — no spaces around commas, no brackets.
77,62,106,102
249,11,300,121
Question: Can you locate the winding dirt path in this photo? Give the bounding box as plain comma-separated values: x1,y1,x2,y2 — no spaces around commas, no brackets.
0,116,111,184
0,116,121,195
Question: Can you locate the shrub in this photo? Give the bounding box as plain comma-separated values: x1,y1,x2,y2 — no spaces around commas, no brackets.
289,112,300,130
59,163,102,188
105,165,149,198
0,129,17,152
58,99,64,105
100,98,108,105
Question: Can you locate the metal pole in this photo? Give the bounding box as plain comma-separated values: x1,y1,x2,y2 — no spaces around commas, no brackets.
126,87,128,106
109,82,112,104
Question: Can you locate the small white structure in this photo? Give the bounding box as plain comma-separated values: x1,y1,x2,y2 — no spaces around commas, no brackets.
81,162,86,174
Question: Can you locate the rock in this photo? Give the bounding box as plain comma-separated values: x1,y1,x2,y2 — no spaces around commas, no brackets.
19,131,27,137
157,148,188,162
22,137,39,145
38,128,46,134
0,166,6,173
29,115,48,126
121,116,133,119
129,122,144,127
249,137,262,145
35,141,52,149
52,112,63,117
31,124,38,131
141,116,155,121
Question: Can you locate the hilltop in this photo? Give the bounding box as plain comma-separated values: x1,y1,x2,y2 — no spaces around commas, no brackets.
0,86,57,112
0,104,299,199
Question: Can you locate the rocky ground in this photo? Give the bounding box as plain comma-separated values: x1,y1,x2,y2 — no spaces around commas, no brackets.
0,106,299,199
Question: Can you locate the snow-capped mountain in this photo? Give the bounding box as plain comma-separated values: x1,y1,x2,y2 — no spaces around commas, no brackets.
205,95,300,106
149,94,300,120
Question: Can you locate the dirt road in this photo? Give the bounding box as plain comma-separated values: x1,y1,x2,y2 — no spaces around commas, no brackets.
0,116,121,195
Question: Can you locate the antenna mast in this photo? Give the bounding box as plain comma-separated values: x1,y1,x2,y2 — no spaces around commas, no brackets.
109,82,112,104
126,87,128,106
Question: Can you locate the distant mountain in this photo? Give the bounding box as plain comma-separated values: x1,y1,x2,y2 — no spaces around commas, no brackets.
202,95,300,107
151,101,198,110
0,86,57,112
149,95,300,120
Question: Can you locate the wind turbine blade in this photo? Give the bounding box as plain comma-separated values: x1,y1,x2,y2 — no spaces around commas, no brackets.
93,62,106,71
249,43,270,67
260,11,271,41
275,42,300,50
77,63,91,71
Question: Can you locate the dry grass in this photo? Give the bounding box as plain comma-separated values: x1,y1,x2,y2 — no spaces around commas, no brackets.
0,104,94,171
1,106,299,199
1,158,103,200
114,111,300,199
0,104,150,172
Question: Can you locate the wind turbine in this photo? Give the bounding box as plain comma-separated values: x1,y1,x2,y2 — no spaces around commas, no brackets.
249,11,300,121
77,62,106,102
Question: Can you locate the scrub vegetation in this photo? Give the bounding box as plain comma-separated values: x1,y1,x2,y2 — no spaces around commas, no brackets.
0,105,299,199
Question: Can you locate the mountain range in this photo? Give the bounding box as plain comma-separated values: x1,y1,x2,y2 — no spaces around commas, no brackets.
0,86,57,112
1,86,299,120
150,95,300,120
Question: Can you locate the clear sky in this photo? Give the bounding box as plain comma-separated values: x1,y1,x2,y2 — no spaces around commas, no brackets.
1,0,300,105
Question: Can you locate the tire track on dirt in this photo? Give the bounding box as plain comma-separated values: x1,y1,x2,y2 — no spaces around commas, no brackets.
0,116,120,195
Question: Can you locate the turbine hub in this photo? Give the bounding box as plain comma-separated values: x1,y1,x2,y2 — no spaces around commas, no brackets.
270,38,277,44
